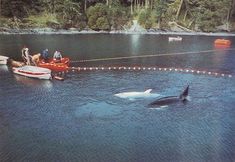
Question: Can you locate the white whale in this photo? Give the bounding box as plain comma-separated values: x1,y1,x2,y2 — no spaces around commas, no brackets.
114,89,160,100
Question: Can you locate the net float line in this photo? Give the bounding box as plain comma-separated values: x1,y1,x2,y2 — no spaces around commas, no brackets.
70,48,235,63
68,66,233,78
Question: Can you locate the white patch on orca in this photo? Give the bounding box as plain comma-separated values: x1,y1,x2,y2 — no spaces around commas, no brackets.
149,105,168,110
114,89,160,100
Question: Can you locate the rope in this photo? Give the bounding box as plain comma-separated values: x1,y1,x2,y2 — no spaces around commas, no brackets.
67,66,234,78
71,48,235,63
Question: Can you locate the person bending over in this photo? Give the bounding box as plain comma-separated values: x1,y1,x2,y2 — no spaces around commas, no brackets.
53,51,62,62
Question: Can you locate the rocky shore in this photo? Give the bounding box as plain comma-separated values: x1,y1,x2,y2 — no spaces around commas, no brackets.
1,27,235,36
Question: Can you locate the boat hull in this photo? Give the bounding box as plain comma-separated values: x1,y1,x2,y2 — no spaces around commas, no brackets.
13,65,51,80
0,55,9,65
38,58,69,72
168,37,182,42
214,39,231,46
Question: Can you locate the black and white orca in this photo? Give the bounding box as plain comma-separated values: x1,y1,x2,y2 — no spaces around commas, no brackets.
148,85,189,107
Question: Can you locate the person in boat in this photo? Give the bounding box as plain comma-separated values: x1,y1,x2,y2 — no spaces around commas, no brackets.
22,47,29,65
41,49,49,62
53,51,62,62
21,47,29,65
21,47,36,65
32,53,41,65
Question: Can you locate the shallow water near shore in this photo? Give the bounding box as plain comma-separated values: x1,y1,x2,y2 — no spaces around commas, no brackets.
0,34,235,162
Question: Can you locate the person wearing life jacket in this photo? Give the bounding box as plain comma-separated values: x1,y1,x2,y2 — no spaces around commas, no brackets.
53,51,62,62
41,49,49,62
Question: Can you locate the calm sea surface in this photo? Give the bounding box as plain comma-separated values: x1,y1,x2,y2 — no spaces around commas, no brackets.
0,34,235,162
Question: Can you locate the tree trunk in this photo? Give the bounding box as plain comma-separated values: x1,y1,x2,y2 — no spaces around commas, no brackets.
176,0,184,20
137,0,140,11
134,0,137,11
158,17,162,29
131,0,133,15
150,0,153,10
84,0,87,12
226,0,235,31
0,0,1,16
184,0,192,16
228,0,235,21
183,10,188,21
52,0,55,13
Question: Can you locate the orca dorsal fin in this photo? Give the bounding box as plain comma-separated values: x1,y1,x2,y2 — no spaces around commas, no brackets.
179,85,189,100
144,89,152,93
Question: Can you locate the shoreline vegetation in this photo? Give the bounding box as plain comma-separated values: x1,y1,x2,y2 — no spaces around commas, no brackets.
0,0,235,35
1,27,235,36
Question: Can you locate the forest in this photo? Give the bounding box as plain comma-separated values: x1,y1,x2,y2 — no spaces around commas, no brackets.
0,0,234,32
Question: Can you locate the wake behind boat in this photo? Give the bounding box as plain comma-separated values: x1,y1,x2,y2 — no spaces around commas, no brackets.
13,65,52,80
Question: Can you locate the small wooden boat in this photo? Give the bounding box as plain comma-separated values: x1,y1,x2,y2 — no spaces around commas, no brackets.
214,39,231,46
37,57,70,72
13,65,52,80
168,36,182,42
0,55,9,65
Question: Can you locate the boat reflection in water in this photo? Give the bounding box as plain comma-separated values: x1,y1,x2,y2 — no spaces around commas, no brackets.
0,65,9,72
14,74,53,89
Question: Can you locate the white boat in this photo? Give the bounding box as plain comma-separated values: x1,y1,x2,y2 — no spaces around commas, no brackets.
13,65,52,80
168,36,182,42
0,55,9,65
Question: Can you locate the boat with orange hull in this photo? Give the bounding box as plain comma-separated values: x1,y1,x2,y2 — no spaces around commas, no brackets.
37,57,70,72
214,39,231,47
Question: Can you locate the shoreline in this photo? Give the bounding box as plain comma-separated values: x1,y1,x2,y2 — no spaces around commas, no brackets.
0,28,235,36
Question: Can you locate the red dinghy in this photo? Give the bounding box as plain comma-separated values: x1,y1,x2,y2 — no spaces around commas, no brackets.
38,57,70,72
214,39,231,47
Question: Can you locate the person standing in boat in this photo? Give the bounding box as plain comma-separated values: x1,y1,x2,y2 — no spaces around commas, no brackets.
21,47,36,66
41,49,49,62
53,51,62,62
21,47,30,65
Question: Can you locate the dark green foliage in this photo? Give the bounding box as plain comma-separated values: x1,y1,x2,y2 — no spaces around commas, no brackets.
138,9,155,29
109,5,130,30
194,0,232,31
1,0,43,18
155,0,168,29
87,3,110,30
0,0,234,31
96,17,109,30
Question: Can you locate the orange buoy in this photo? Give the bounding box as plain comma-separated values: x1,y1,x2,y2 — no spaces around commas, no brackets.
214,39,231,46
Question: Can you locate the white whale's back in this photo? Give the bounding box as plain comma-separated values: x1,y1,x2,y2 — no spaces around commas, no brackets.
114,89,160,100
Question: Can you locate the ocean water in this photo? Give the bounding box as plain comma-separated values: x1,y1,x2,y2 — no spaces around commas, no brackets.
0,34,235,162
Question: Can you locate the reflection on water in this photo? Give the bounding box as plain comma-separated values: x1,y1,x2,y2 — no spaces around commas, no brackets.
130,34,141,55
14,74,53,89
0,65,9,72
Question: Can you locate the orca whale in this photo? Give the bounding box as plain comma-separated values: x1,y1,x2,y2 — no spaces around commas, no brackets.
148,85,189,107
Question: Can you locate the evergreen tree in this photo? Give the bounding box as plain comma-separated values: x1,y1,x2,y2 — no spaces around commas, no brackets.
195,0,232,31
155,0,168,29
87,3,110,30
